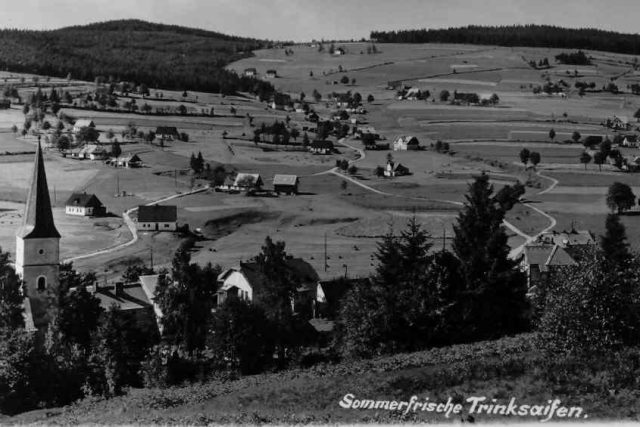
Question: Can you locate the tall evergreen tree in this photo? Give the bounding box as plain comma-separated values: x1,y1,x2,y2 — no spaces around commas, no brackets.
600,213,631,267
252,237,300,365
452,173,529,341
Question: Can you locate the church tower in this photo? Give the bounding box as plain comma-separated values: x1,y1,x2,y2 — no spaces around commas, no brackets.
15,141,60,328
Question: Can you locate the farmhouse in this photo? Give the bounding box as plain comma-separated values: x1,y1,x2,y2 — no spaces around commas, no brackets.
333,47,345,55
273,174,299,195
535,229,594,246
266,69,278,78
233,173,263,191
523,244,577,289
384,161,410,177
137,205,177,231
622,135,638,148
65,192,105,216
155,126,179,140
609,115,630,131
110,154,142,168
216,258,319,314
310,140,334,154
243,67,257,77
80,144,109,160
84,282,158,336
73,119,95,133
393,135,420,151
270,92,292,110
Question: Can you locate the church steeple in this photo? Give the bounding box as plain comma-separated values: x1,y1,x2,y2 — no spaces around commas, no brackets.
17,141,60,239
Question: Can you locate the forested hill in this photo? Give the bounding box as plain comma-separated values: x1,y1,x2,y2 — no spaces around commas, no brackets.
0,19,275,95
371,25,640,55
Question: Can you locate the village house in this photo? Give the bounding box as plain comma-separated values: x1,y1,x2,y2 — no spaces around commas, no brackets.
622,134,638,148
273,174,299,195
243,68,257,77
136,205,178,231
83,282,158,338
608,115,630,131
80,144,109,160
523,229,595,289
109,153,143,168
523,244,577,289
333,47,345,56
270,92,292,110
216,258,319,316
309,140,334,155
393,135,420,151
234,173,263,191
73,119,95,133
64,192,106,216
266,69,278,78
155,126,180,140
384,160,410,177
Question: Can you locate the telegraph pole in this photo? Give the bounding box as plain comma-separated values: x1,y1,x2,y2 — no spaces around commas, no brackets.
324,232,328,272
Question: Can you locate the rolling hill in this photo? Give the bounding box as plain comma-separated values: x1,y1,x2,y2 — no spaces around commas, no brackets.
0,19,276,95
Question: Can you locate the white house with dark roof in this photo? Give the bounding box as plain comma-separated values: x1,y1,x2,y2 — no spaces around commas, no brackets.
136,205,177,231
65,192,105,216
393,135,420,151
233,173,263,190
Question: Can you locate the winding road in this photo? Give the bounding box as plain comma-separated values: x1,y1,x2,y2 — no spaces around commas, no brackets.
62,185,211,264
330,138,558,260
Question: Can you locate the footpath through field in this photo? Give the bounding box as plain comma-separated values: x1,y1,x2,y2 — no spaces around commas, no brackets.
330,138,558,260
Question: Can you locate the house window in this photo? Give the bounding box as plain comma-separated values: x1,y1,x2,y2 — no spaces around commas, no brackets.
38,249,44,255
165,224,169,228
37,276,46,291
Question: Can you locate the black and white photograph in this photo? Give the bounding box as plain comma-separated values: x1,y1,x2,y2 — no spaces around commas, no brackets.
0,0,640,424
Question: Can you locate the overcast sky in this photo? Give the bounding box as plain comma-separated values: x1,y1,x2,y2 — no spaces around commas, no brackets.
0,0,637,41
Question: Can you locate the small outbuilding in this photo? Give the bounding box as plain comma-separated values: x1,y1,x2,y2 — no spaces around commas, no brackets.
273,174,299,195
266,69,278,78
244,68,257,77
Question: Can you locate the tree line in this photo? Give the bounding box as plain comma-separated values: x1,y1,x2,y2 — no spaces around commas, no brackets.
0,20,276,97
371,25,640,56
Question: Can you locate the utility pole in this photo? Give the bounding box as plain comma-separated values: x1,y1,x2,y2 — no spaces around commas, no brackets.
324,232,328,272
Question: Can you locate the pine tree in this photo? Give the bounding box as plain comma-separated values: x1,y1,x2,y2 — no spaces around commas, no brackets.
252,237,300,365
189,152,197,172
600,213,631,267
196,151,204,173
452,173,529,341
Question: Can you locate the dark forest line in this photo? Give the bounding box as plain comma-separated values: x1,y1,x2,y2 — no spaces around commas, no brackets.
370,25,640,56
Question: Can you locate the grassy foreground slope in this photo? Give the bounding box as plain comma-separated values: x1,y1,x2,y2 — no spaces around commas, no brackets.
0,19,274,93
8,334,640,424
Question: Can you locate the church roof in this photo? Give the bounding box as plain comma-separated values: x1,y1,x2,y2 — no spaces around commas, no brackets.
17,142,60,239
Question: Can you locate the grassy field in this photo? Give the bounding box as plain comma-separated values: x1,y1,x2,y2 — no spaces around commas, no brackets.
1,40,640,285
8,333,640,424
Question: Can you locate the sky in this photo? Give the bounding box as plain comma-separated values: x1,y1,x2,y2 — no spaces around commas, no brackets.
0,0,638,41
